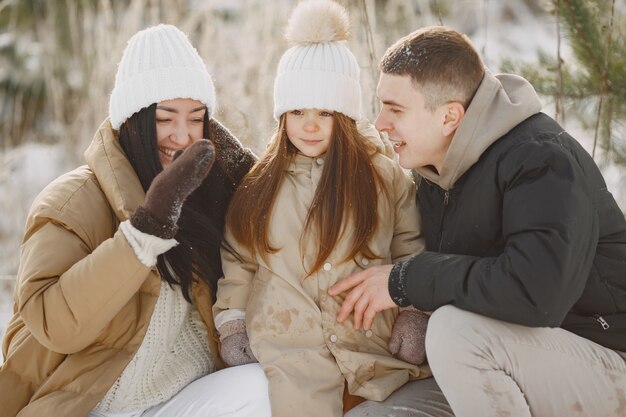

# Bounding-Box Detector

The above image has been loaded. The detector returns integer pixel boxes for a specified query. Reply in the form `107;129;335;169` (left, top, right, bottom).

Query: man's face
375;73;451;171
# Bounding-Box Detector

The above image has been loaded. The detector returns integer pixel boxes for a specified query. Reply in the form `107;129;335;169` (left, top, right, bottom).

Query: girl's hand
218;319;257;366
389;307;429;365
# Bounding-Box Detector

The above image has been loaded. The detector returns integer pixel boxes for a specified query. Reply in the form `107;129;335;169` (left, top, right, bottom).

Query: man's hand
328;264;396;330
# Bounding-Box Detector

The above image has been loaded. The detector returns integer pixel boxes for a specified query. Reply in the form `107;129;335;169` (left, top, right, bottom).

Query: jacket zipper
437;190;450;252
595;315;610;330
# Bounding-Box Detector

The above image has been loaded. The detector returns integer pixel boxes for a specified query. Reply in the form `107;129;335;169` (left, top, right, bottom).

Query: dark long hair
119;104;234;302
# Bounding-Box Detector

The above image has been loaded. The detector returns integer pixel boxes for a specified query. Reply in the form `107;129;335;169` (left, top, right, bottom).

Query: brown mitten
388;307;430;365
130;140;215;239
218;319;257;366
208;119;256;180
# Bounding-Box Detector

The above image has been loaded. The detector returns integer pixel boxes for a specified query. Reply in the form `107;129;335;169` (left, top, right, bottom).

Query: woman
0;24;270;417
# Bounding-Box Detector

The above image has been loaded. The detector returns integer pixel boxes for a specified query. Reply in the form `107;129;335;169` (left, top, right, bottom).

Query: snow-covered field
0;144;71;338
1;0;624;340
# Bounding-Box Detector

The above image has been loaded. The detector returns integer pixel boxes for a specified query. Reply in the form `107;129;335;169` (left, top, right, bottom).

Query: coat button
365;330;373;338
330;334;338;343
362;258;369;266
323;262;332;271
316;158;324;165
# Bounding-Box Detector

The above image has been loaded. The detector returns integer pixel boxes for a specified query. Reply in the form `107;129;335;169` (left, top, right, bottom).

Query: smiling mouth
158;146;179;158
389;139;406;150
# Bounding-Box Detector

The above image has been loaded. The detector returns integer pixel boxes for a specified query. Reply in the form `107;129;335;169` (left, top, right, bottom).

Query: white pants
88;363;270;417
426;305;626;417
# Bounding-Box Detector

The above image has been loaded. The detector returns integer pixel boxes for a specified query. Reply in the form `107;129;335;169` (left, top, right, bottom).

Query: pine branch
591;0;615;158
560;0;606;85
555;0;564;123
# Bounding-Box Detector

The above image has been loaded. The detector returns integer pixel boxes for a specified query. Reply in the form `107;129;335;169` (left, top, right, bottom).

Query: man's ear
441;102;465;137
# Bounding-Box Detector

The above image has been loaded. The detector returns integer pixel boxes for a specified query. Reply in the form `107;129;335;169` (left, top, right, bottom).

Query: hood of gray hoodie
414;71;542;190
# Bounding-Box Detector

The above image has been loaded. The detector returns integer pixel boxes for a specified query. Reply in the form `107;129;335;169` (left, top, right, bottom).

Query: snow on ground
0;143;72;338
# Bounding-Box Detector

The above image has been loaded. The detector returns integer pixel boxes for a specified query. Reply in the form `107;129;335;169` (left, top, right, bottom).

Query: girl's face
285;108;334;157
156;98;206;168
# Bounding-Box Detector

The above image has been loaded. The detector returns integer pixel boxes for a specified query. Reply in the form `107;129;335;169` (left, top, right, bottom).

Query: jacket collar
415;70;542;190
84;118;145;221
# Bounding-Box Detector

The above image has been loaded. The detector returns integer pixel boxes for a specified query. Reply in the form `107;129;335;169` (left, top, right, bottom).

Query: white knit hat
109;24;216;130
273;0;361;121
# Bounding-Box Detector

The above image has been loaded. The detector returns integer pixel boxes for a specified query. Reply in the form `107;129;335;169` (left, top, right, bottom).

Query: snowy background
1;0;624;340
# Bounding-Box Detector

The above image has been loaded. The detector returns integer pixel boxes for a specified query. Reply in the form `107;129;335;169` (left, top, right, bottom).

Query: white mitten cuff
120;220;178;267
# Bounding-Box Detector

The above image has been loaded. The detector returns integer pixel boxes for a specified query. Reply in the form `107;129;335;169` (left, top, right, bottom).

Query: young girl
214;1;429;416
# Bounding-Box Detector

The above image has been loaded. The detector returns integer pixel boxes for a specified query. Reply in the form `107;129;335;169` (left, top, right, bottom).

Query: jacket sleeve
213;226;258;321
17;199;153;354
393;140;597;327
389;163;425;262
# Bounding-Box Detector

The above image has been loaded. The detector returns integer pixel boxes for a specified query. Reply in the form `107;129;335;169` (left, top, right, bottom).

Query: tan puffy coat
215;139;429;417
0;119;241;417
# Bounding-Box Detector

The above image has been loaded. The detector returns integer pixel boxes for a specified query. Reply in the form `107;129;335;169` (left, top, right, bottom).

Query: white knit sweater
93;222;215;413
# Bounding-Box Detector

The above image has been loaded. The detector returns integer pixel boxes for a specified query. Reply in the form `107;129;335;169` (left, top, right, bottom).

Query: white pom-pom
285;0;350;45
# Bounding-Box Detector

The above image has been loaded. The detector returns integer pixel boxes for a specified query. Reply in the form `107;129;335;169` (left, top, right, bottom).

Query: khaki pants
427;305;626;417
345;377;453;417
348;305;626;417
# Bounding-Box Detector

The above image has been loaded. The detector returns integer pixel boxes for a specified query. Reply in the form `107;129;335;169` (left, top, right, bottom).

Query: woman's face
156;98;206;168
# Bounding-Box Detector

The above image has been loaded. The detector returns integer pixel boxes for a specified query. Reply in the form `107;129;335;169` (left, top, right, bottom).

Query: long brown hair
226;112;386;274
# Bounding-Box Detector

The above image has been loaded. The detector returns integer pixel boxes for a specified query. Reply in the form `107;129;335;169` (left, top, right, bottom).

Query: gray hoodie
414;70;542;190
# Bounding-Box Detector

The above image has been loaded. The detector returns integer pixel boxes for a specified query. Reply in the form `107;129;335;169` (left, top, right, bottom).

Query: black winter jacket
391;77;626;351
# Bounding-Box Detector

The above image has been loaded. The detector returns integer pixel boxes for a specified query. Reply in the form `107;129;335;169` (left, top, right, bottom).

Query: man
333;26;626;416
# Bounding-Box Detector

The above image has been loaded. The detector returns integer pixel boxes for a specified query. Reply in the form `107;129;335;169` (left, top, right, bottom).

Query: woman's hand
130;139;214;239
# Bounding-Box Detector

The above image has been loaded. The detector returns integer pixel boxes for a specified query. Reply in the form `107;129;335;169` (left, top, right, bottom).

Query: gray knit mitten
130;139;215;239
218;319;257;366
388;307;430;365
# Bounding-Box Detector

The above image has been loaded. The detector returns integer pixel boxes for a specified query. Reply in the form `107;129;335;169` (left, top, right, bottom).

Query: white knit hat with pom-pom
273;0;361;121
109;24;216;130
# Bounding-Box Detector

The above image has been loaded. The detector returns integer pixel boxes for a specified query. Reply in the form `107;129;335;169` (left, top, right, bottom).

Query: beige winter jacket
0;119;224;417
214;135;429;417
